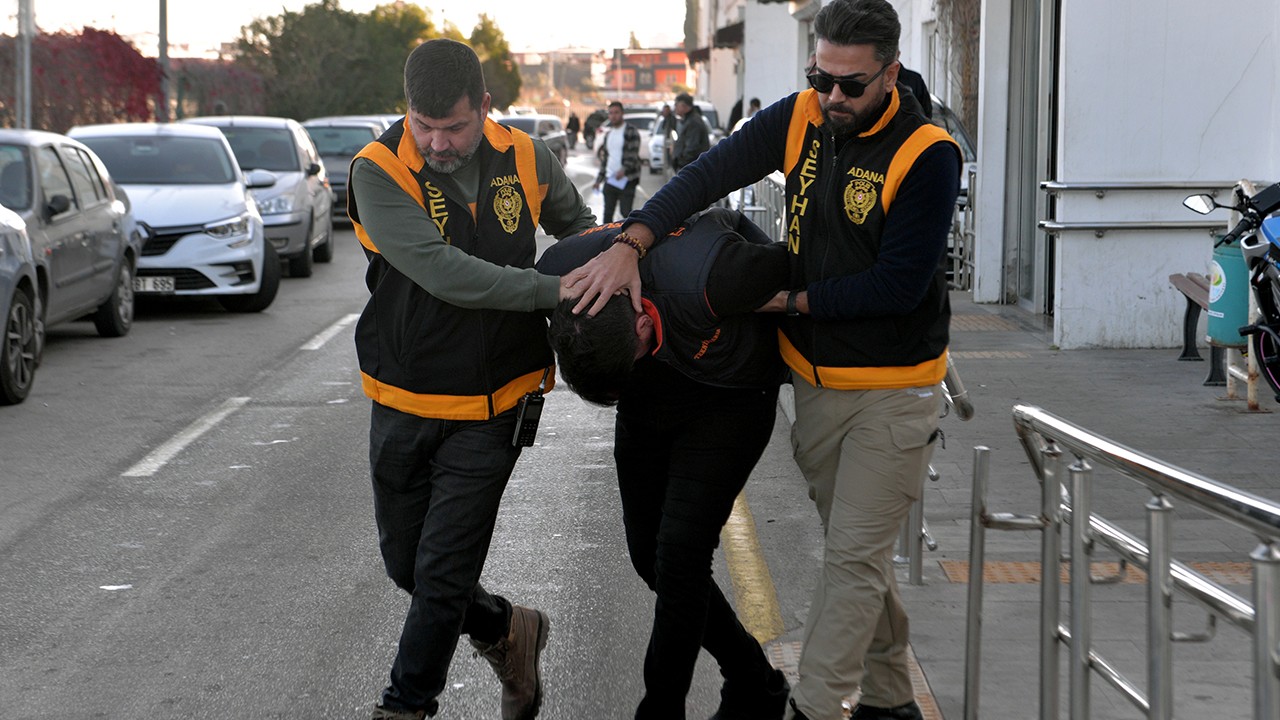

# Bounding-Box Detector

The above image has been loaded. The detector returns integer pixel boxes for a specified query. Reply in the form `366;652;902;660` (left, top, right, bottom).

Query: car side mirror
45;193;72;220
245;169;278;190
1182;194;1219;215
306;162;323;177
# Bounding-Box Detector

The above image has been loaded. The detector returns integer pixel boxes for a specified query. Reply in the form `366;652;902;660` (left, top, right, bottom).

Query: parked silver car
69;122;280;313
184;116;333;277
302;117;384;223
0;129;142;357
0;205;38;405
497;114;569;166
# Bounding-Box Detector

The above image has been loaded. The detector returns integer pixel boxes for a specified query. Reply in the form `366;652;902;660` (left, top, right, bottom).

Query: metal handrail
1012;405;1280;540
1041;180;1250;196
1038;220;1223;237
963;404;1280;720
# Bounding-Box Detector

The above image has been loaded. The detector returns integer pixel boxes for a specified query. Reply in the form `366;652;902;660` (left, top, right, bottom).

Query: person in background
559;1;962;718
347;37;595;720
566;111;581;149
536;208;792;720
670;93;710;171
748;97;762;116
896;66;933;119
592;100;642;223
727;97;745;133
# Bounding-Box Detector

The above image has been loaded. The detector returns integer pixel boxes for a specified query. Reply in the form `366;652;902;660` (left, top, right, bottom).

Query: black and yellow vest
348;118;553;420
779;87;959;390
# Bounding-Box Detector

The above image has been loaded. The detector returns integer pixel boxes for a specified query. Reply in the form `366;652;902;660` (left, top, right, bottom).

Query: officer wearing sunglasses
563;3;961;715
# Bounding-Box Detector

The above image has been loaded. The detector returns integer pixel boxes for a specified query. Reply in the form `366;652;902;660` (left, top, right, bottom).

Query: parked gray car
0;129;142;360
184;116;333;277
0;205;38;405
302;117;384;223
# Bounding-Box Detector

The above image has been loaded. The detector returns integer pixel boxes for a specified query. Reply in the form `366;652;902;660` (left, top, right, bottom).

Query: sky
12;0;687;55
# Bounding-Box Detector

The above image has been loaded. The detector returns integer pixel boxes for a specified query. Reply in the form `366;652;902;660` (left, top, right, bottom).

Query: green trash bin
1207;237;1249;348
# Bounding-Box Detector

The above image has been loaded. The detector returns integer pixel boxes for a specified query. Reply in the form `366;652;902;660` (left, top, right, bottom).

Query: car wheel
219;243;281;313
312;212;334;264
92;257;135;337
1;288;38;405
288;223;315;278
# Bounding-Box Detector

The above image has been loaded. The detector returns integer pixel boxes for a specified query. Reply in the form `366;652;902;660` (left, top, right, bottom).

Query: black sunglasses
805;63;891;98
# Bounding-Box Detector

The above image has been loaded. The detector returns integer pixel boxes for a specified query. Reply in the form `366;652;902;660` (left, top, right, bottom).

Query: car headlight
255;194;295;215
205;214;254;247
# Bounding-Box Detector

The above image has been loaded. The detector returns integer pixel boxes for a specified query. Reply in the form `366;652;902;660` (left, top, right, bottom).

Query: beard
820;86;888;137
420;131;484;174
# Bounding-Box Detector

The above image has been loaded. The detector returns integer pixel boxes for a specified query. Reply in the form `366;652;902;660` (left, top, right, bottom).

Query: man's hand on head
561;224;655;316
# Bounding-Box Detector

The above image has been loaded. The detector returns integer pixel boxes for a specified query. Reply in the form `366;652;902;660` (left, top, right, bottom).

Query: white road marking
301;313;359;350
121;397;251;477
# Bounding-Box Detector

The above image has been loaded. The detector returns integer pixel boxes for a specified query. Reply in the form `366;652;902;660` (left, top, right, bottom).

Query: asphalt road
0;145;813;719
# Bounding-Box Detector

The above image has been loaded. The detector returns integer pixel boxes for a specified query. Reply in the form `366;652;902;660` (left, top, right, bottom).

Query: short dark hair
674;93;694;107
403;38;486;118
813;0;901;64
548;295;638;407
608;100;624;111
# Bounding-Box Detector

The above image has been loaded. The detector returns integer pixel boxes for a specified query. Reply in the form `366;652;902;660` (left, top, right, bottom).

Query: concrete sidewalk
766;290;1277;719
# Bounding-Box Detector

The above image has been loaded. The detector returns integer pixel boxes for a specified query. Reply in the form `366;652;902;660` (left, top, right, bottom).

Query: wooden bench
1169;272;1226;385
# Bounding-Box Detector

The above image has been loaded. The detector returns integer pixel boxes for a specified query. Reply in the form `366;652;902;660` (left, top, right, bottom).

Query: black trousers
614;359;781;719
369;402;520;714
602;178;638;223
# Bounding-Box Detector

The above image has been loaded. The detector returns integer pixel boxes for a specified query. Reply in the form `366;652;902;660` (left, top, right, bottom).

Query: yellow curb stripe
721;493;786;643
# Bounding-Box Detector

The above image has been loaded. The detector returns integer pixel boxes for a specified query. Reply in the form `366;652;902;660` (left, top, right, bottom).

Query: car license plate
134;276;175;293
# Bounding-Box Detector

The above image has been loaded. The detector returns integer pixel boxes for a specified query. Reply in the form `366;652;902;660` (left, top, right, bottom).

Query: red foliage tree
0;27;161;133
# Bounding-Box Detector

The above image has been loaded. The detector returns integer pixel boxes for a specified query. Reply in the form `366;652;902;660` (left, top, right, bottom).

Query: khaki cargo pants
785;378;941;720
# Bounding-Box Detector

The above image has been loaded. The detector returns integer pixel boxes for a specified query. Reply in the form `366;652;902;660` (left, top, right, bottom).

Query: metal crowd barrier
964;404;1280;720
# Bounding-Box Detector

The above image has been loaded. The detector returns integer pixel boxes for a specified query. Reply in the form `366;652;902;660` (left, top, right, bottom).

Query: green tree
468;15;521;112
234;0;433;120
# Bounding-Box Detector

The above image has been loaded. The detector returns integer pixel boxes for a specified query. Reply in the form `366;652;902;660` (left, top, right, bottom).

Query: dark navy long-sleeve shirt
626;92;960;322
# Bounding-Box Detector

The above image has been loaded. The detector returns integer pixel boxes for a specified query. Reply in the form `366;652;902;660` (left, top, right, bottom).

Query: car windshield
216;127;299;173
76;136;237;185
0;145;32;210
305;126;379;156
624;116;650;132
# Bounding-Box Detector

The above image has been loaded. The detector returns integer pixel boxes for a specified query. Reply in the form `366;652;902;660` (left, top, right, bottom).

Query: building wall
1059;0;1277;347
742;1;806;109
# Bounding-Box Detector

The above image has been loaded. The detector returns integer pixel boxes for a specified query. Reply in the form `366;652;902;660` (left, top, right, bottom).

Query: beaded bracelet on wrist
612;232;647;259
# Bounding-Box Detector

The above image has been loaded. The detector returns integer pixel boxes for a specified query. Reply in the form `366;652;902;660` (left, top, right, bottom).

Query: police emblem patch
494;185;523;234
844;178;877;225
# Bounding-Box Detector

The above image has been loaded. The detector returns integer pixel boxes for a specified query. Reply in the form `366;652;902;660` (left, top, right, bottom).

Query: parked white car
0;205;37;404
68;123;280;313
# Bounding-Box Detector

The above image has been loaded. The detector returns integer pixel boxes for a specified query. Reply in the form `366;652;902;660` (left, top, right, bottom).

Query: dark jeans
369;402;521;714
614;359;781;720
602;178;637;223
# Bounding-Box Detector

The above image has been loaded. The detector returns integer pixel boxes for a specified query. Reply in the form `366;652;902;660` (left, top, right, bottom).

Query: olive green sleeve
350;157;563;311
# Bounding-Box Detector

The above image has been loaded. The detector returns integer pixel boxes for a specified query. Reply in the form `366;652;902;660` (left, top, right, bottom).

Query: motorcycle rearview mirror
1182;193;1220;215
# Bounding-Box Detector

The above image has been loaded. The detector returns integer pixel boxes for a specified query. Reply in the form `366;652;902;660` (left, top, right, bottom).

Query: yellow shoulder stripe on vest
352;142;428;253
881;124;959;211
784;89;824;177
486;118;544;227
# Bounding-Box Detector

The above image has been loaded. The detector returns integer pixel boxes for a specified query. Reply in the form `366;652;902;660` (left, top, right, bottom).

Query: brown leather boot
470;605;550;720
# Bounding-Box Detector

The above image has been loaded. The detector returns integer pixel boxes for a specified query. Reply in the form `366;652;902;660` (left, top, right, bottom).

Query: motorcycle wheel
1251;278;1280;401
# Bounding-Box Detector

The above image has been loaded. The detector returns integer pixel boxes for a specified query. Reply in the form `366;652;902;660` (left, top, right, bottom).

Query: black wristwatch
786;290;800;316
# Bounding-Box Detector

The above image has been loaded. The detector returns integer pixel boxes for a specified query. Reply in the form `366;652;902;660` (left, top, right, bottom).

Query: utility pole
158;0;170;121
16;0;33;128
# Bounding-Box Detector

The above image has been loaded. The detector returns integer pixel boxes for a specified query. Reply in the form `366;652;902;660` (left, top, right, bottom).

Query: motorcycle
1183;180;1280;401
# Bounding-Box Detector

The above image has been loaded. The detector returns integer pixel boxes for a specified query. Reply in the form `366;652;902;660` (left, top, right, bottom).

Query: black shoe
849;701;924;720
708;667;790;719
